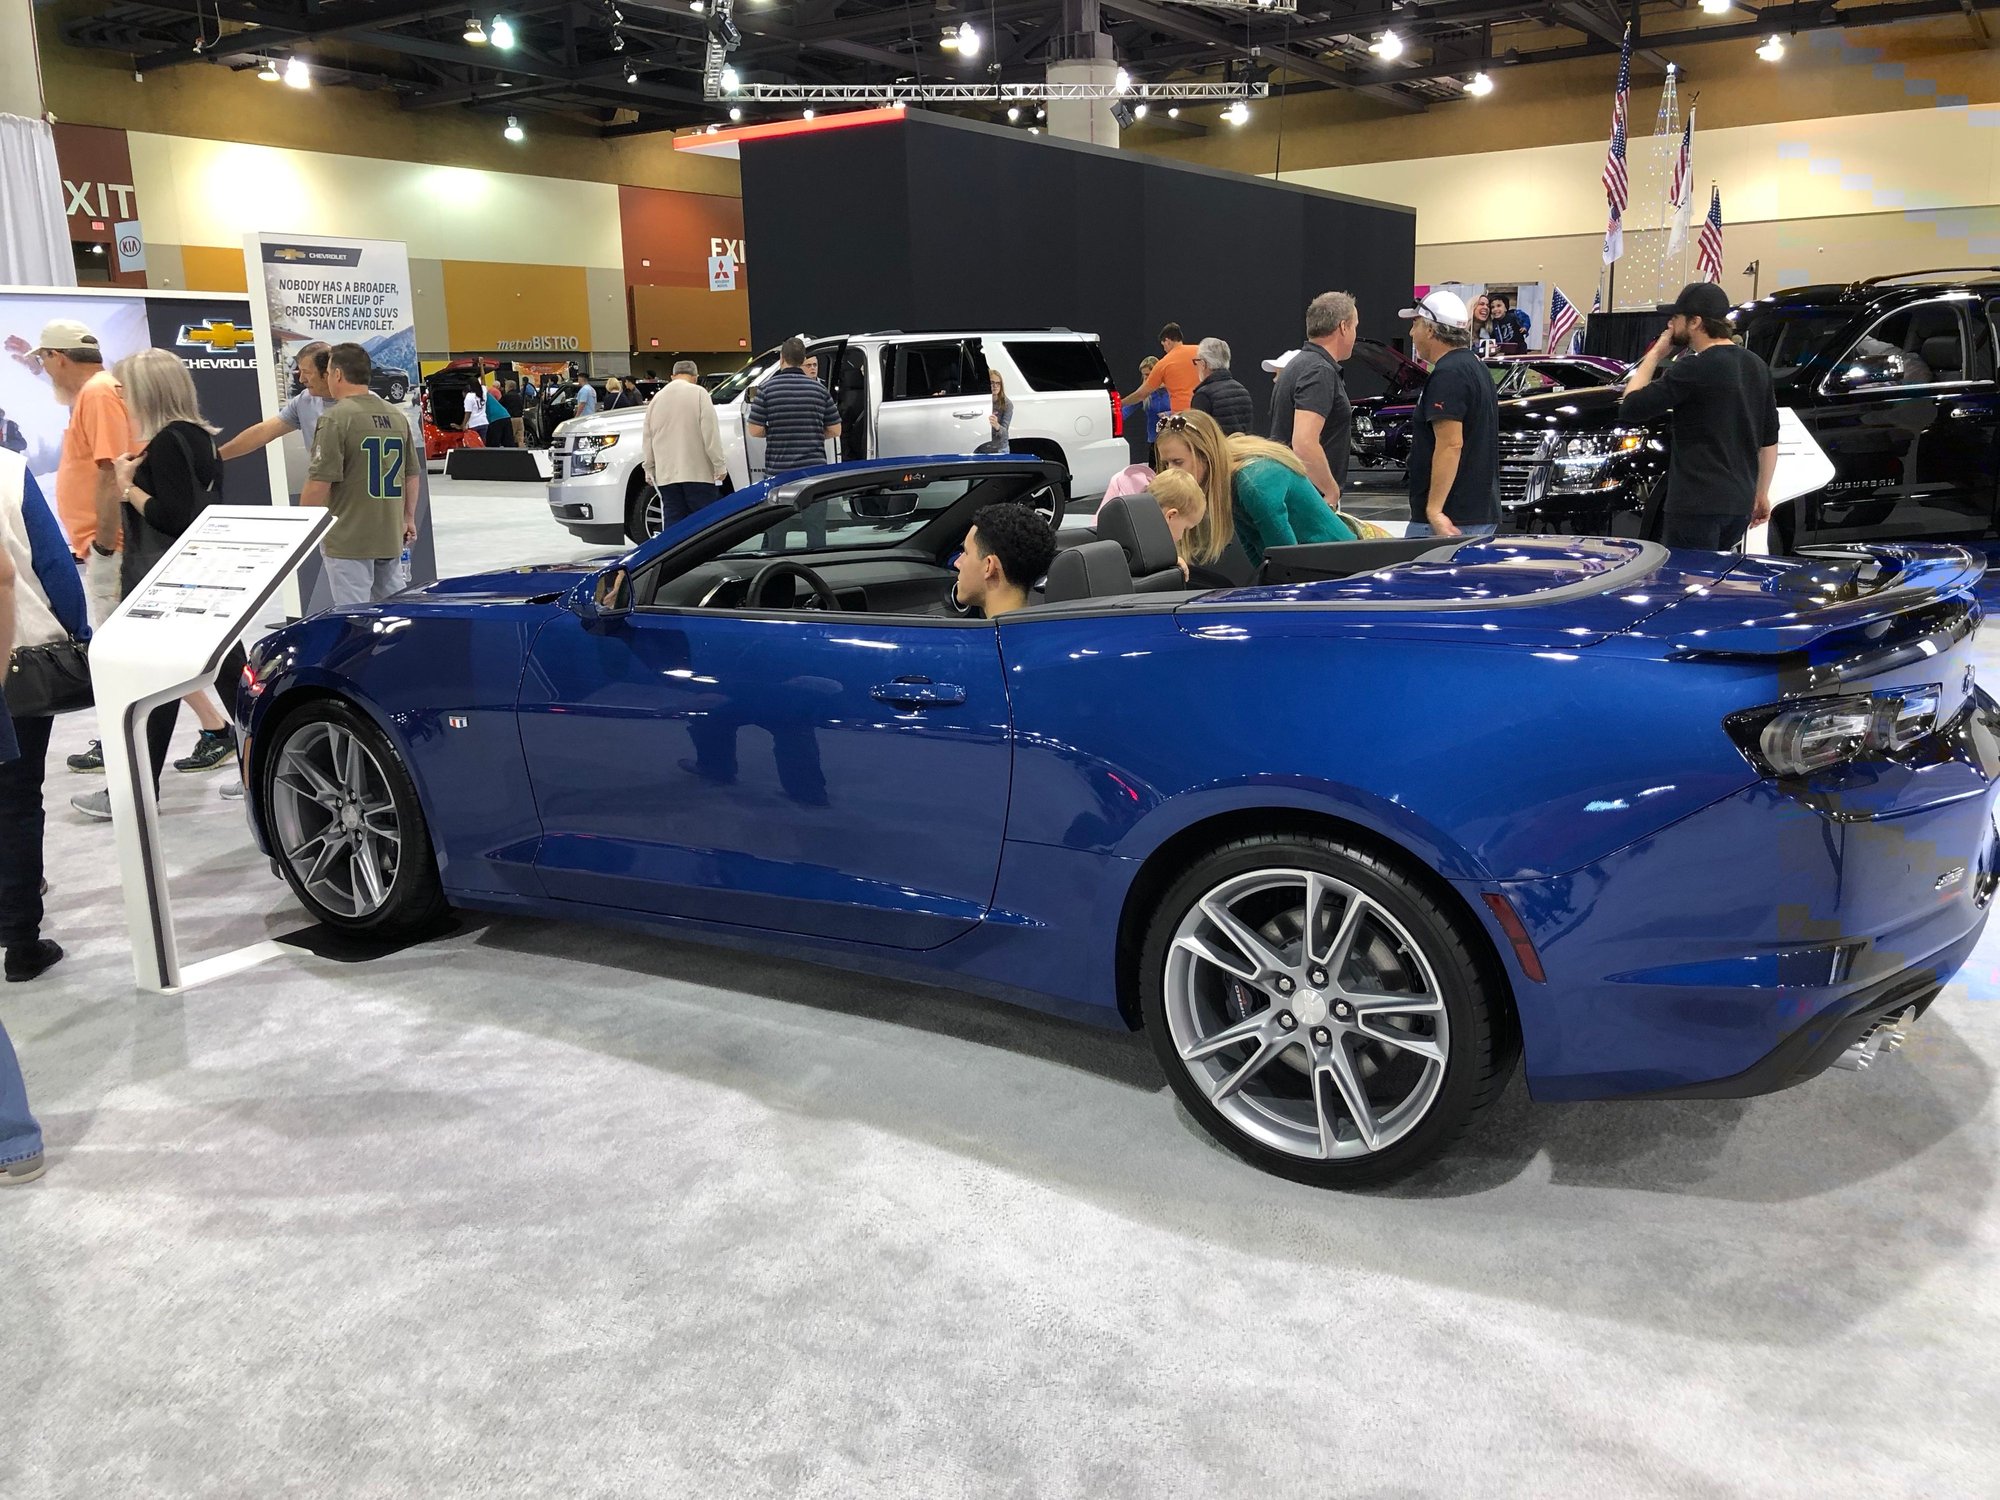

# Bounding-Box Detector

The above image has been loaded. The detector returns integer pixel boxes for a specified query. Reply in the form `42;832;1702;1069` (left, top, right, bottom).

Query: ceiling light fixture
1699;0;1730;10
1223;99;1249;125
257;57;280;82
1114;68;1131;94
1132;102;1147;119
1036;106;1045;119
490;16;516;48
1006;105;1019;121
503;114;524;140
463;16;487;44
1167;106;1179;118
1028;126;1040;134
803;108;814;119
1465;71;1494;95
623;60;639;84
284;56;311;88
729;105;743;120
1756;33;1785;60
720;66;740;92
958;22;980;56
690;0;704;10
1369;29;1403;60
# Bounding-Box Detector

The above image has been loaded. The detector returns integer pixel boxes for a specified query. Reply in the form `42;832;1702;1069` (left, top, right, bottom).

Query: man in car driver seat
955;503;1058;620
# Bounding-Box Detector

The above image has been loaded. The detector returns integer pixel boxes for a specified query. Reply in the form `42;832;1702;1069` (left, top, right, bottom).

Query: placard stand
89;505;334;993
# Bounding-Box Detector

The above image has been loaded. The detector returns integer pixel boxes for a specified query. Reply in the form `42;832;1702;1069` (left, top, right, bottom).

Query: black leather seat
1095;494;1186;592
1920;334;1964;380
1042;539;1134;604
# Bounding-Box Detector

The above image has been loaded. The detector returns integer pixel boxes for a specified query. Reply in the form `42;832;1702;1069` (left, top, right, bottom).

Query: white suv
547;329;1130;543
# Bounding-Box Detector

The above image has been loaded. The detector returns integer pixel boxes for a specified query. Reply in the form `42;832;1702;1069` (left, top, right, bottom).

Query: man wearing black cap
1620;281;1780;551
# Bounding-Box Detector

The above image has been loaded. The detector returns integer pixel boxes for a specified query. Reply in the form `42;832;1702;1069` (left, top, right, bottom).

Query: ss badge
446;715;469;729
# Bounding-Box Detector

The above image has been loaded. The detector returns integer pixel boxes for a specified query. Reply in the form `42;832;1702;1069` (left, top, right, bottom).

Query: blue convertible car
238;455;2000;1186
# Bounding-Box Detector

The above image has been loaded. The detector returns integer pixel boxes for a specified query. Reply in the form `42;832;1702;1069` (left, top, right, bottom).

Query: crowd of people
0;320;418;1007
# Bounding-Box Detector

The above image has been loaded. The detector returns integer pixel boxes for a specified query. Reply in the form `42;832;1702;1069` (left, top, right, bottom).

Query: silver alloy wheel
269;721;402;919
1163;868;1449;1161
642;486;664;539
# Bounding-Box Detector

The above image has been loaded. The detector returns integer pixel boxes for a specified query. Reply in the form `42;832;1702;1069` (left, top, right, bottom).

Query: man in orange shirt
1123;322;1202;413
31;320;129;626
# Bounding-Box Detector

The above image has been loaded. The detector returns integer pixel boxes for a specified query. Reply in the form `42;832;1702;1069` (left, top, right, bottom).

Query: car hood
1496;383;1631;431
399;556;617;606
1348;339;1429;396
555;408;646;441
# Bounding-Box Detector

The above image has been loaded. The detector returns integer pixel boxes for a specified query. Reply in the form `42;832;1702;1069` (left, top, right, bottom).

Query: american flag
1600;25;1632;264
1546;287;1580;354
1667;108;1695;250
1696;185;1725;283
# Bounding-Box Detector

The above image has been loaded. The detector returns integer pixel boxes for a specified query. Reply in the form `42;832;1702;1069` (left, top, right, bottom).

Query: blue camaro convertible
238;456;2000;1186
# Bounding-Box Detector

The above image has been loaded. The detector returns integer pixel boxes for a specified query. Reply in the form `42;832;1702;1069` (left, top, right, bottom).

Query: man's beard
1669;326;1693;349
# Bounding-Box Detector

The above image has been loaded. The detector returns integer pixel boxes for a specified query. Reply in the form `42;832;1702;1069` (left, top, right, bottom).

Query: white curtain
0;112;73;287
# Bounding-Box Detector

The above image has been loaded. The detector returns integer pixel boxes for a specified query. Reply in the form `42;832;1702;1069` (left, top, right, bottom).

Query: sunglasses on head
1157;412;1197;433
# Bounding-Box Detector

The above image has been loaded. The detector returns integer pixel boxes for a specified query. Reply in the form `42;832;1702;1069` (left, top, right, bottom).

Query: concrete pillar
0;0;45;118
1045;59;1121;149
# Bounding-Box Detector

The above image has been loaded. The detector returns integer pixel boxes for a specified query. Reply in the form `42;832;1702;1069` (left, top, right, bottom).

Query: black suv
1495;270;2000;548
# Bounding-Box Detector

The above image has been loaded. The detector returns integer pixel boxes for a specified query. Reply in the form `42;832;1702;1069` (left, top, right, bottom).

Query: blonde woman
1222;431;1357;566
1150;408;1234;567
70;348;236;821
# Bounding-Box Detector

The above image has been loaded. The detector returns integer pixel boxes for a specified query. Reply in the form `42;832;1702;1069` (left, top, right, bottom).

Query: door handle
953;409;985;420
1947;406;1982;420
871;676;967;708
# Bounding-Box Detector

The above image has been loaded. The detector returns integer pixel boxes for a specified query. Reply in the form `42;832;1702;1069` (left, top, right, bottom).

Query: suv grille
550;435;570;482
1498;430;1553;511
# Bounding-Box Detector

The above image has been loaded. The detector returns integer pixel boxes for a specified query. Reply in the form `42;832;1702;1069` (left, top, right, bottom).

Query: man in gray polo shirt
219;340;333;464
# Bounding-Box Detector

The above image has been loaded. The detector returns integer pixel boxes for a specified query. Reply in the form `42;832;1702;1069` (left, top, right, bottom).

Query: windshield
1738;306;1866;381
708;350;779;405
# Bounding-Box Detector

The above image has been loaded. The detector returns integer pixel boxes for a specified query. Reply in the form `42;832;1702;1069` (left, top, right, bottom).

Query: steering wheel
746;559;840;611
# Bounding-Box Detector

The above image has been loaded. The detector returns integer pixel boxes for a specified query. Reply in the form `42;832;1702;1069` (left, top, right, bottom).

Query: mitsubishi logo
176;319;254;353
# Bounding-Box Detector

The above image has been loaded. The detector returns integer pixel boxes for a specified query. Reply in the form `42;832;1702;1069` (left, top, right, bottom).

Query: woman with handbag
70;348;241;822
0;449;90;982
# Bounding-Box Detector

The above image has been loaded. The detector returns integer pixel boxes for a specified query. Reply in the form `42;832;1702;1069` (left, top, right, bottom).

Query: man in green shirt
303;342;417;607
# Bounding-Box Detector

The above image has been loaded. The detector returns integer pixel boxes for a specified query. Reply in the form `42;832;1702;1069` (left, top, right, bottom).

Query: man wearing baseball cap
1399;290;1500;538
31;319;130;624
1619;281;1779;551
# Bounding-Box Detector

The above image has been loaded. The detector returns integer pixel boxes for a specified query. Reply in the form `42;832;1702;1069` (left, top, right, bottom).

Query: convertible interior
626;460;1457;619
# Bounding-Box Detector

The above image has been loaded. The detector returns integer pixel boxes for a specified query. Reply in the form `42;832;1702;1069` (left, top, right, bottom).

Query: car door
1795;299;1995;546
873;339;991;459
516;476;1014;950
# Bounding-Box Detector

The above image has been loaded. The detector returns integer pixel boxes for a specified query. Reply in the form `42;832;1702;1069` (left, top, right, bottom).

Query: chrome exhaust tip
1833;1007;1917;1072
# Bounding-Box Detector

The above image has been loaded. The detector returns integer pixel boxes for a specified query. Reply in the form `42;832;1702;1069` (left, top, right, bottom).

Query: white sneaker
221;780;245;800
71;789;112;821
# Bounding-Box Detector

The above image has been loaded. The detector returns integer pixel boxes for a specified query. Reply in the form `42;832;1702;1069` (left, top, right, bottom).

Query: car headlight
572;434;619;452
1728;686;1942;777
1550;427;1647;490
566;433;619;474
1354;414;1376;434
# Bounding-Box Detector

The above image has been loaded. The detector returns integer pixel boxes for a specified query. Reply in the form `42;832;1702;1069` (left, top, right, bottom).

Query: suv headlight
567;433;619;474
1550;427;1647;491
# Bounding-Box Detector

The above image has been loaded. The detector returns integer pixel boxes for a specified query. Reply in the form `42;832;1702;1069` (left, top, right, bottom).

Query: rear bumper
1487;709;2000;1100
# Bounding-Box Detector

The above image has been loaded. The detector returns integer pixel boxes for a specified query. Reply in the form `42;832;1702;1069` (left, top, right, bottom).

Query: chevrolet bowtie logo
176;320;253;353
272;247;306;261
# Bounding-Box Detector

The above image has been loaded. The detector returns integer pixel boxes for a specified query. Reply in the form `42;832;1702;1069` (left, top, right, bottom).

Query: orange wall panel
440;260;591;351
620;185;745;291
179;244;248;292
630;284;751;356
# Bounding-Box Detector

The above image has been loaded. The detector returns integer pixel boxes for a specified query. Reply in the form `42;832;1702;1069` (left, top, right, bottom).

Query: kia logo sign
117;231;141;260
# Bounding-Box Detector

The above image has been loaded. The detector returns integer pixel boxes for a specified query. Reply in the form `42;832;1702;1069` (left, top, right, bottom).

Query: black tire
260;697;449;940
1009;441;1073;511
387;379;409;404
625;473;658;543
1139;832;1510;1188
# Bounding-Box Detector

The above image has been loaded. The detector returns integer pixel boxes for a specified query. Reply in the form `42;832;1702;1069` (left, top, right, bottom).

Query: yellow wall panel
631;285;752;356
177;244;248;293
441;261;593;352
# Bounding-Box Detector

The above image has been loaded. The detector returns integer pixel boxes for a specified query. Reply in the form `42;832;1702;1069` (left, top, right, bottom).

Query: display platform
445;447;550;482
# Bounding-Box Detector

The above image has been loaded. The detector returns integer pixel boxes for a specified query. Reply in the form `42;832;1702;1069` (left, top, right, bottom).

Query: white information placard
90;504;334;994
1745;408;1837;554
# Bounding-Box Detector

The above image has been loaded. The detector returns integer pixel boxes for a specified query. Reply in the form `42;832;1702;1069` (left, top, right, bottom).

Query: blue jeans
0;1017;41;1167
656;481;720;533
1405;522;1498;539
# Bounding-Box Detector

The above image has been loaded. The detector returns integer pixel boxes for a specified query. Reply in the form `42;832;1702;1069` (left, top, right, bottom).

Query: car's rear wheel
1140;834;1506;1187
386;379;408;403
263;699;448;939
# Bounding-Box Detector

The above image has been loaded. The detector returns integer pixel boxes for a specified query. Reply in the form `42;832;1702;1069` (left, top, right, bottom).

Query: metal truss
1153;0;1299;9
708;80;1273;102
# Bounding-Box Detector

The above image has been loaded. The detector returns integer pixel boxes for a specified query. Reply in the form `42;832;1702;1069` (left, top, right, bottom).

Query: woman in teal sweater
1224;434;1356;567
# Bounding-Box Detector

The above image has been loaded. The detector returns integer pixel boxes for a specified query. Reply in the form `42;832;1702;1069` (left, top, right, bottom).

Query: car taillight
1727;686;1942;777
1109;387;1124;439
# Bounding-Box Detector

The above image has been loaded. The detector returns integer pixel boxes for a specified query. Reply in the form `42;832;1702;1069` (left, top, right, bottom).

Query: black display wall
738;111;1417;425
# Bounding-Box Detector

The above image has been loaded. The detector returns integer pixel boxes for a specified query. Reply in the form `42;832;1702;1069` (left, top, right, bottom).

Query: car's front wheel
386;379;409;403
262;699;449;939
1140;834;1508;1187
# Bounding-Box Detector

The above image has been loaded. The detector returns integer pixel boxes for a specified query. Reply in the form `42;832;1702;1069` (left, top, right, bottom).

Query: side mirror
849;490;921;521
583;566;633;621
1830;351;1904;393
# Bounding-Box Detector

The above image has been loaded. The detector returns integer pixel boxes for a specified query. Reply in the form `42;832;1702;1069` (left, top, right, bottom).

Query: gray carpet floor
4;482;1999;1498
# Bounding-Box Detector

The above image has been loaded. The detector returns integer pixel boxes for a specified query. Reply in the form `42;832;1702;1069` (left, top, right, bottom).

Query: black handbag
5;636;92;718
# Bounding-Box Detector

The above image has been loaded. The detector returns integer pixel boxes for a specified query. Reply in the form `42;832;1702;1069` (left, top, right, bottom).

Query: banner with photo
243;232;434;610
0;289;273;521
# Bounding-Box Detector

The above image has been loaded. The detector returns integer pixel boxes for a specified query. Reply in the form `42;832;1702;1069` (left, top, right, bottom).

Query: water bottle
399;544;411;585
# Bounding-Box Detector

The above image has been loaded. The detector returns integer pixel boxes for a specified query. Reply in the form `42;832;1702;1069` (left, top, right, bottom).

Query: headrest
1095;494;1182;576
1042;539;1135;604
1920;335;1962;374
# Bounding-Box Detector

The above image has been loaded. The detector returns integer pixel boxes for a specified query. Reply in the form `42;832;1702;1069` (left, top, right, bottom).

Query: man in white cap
1398;290;1500;539
30;319;130;622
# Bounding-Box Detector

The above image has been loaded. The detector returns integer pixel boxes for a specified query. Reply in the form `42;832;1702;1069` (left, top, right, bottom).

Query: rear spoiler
1668;545;1985;658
